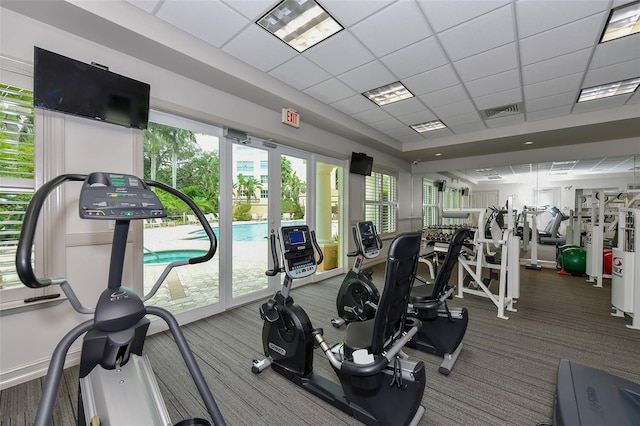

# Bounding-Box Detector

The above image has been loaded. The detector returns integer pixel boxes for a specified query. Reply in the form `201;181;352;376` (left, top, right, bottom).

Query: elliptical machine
331;221;382;327
252;225;426;426
16;172;225;426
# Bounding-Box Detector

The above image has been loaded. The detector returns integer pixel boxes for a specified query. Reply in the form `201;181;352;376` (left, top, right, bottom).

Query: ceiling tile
429;99;477;118
221;0;274;20
519;13;607;65
384;126;421;139
465;69;521;98
349;1;432;57
417;0;510;33
222;25;297;71
381;98;427;117
304;78;358;104
322;0;394;27
582;58;640;87
522;48;591;85
591;35;640;68
436;4;515;61
368;117;406;132
403;65;461;96
304;31;375;75
453;43;519;81
396;110;439;126
379;37;447;79
441;111;483;126
156;0;248;47
526;91;576;112
268;56;331;90
330;94;376;115
419;128;454;139
524;73;583;101
484;113;525;128
337;60;397;93
419;84;470;108
351;107;393;124
448;121;487;134
526;104;573;122
516;0;609;38
126;0;161;14
473;87;522;110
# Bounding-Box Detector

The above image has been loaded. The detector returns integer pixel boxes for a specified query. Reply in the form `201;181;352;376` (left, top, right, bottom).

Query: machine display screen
288;230;306;245
360;223;373;236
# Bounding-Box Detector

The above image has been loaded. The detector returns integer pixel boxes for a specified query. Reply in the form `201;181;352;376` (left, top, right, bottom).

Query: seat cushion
410;283;434;303
344;319;375;359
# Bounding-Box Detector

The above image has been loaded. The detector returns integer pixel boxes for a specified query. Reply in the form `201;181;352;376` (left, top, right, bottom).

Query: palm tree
236;174;263;203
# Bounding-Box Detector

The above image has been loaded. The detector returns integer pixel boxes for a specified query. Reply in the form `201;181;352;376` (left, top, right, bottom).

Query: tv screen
350;152;373;176
34;47;150;129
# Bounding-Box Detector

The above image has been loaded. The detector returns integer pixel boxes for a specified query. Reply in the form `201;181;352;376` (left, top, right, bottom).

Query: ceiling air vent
481;102;523;120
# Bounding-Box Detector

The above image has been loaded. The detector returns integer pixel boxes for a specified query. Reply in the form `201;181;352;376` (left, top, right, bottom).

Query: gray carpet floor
2;263;639;425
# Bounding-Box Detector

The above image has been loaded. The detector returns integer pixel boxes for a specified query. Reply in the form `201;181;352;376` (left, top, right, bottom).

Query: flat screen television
34;47;150;129
349;152;373;176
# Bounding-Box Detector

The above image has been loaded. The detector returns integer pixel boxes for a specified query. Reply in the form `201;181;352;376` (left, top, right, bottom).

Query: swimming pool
188;220;305;242
144;249;209;264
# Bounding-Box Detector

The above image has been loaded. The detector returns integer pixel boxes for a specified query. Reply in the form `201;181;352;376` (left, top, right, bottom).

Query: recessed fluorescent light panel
578;77;640;102
257;0;343;52
363;82;414;106
411;120;447;133
601;1;640;42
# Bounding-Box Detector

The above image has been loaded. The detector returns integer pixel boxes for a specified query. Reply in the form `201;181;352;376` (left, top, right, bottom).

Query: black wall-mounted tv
34;47;150;129
349;152;373;176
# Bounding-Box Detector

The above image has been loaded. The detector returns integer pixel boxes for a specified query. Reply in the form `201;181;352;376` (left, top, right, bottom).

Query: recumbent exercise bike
331;221;382;328
251;225;426;425
16;172;225;426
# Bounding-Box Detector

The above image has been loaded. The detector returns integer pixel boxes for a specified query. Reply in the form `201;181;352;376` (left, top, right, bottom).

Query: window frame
364;168;398;236
422;178;439;227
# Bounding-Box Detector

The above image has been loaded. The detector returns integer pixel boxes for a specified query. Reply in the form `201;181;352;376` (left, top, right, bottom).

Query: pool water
188;220;305;242
144;249;209;264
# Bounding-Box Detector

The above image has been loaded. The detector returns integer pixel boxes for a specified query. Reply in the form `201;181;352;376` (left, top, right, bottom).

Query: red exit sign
282;108;300;128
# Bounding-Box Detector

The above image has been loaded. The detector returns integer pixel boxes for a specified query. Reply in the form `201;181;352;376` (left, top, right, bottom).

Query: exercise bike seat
410;228;472;308
344;231;422;359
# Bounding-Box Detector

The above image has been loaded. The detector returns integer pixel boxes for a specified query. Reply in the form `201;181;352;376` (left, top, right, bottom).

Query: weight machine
456;197;520;320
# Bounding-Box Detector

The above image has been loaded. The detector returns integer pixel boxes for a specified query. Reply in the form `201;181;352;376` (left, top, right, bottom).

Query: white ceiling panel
303;31;375;76
417;0;510;33
349;1;432;57
222;25;297;72
16;0;639;182
337;60;397;93
453;43;519;81
523;73;583;101
268;56;331;90
519;13;607;65
521;48;592;85
437;4;515;61
379;37;448;79
403;65;461;96
465;69;521;99
330;94;376;115
156;0;248;48
304;78;358;104
516;0;609;38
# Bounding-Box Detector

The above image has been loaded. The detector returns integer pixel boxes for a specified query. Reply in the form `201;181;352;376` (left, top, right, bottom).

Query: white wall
0;7;413;388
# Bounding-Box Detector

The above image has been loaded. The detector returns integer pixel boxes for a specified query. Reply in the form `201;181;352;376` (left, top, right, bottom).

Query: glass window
260;189;269;198
422;179;438;227
260;175;268;185
237;160;254;172
260;160;268;170
365;170;397;235
0;83;35;295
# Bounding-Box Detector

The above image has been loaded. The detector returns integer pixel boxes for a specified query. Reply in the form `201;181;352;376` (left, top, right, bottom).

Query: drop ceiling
2;0;639;179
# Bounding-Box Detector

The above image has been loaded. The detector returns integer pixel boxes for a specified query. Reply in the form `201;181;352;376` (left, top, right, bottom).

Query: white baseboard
0;348;81;391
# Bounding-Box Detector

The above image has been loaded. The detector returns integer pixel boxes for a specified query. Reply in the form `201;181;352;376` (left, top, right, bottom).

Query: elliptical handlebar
310;230;324;266
16;174;86;289
265;232;281;276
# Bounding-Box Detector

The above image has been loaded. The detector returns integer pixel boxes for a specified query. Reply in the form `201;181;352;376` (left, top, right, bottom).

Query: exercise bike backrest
16;172;217;316
266;225;323;280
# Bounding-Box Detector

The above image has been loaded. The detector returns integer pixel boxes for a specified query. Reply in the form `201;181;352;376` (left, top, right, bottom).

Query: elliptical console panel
356;221;380;259
79;172;167;220
278;225;316;279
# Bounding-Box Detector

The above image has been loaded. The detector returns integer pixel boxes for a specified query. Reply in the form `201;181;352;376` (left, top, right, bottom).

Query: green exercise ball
556;245;581;268
561;247;587;275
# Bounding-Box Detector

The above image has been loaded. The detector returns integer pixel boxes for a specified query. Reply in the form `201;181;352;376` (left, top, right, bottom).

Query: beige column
316;163;337;270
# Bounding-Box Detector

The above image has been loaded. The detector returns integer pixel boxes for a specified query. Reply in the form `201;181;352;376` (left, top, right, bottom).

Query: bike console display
79;172;167;220
356;221;381;259
278;226;316;279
